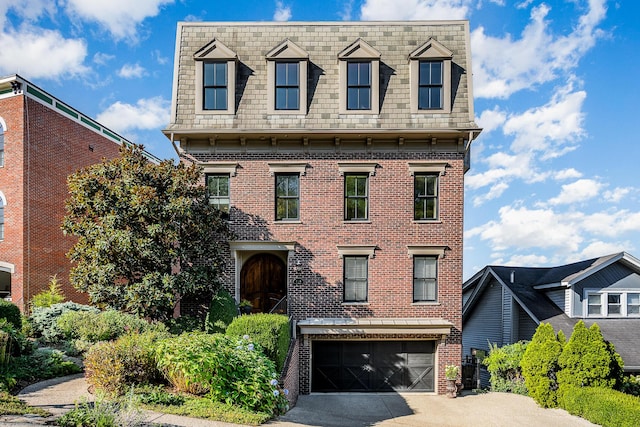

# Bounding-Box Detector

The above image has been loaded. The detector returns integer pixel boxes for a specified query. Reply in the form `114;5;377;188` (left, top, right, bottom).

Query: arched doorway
240;253;287;313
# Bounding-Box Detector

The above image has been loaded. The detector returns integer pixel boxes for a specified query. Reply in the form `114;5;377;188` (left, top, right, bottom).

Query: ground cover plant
0;390;50;417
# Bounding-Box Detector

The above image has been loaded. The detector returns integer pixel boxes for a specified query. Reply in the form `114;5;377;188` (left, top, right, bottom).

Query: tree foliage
62;145;229;321
557;321;623;391
521;323;565;407
483;341;528;394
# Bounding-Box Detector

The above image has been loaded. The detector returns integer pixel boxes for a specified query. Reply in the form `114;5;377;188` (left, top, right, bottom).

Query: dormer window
585;290;640;317
409;38;452;114
266;39;308;115
338;39;380;115
194;39;237;115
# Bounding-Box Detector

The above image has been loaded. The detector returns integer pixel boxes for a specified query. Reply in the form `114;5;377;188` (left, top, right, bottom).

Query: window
409;38;452;114
344;174;368;221
206;174;230;214
628;293;640;315
194;38;236;115
275;173;299;221
266;39;308;115
203;62;227;110
347;62;371;110
338;39;380;114
414;173;438;220
585;290;640;317
418;61;443;110
414;256;437;302
344;256;368;302
275;63;299;110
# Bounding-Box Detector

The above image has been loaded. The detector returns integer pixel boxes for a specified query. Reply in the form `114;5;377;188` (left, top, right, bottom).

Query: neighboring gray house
463;252;640;385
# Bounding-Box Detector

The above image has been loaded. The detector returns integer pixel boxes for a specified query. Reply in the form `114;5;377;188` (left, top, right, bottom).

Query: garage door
312;341;435;392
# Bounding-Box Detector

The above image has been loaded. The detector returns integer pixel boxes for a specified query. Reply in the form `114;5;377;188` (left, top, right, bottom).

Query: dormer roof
338;38;381;60
193;38;237;61
266;39;309;60
409;38;452;60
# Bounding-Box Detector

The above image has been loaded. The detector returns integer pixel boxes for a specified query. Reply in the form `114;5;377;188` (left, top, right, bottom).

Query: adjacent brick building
0;75;159;313
164;21;481;395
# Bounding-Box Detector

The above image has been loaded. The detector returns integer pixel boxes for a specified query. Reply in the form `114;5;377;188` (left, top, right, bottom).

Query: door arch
240;253;287;313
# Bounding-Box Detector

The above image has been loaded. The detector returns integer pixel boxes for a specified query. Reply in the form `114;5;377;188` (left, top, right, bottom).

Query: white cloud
503;253;550;267
96;96;170;133
578;241;631;260
604;187;631;203
476;107;506;134
93;52;115;66
547;179;602;206
472;0;607;99
554;168;582;181
472;182;508;207
360;0;470;20
274;1;292;21
0;27;89;79
339;0;354;20
117;63;146;79
152;49;168;65
0;0;55;29
62;0;174;41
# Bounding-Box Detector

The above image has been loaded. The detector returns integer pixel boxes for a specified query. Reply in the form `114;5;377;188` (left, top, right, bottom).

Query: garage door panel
312;341;435;392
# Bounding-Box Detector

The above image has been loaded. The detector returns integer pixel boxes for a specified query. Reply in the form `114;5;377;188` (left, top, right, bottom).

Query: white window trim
337;245;376;258
268;162;307;176
266;39;309;115
338;162;377;176
584;289;640;318
408;162;448;176
407;246;447;257
194;39;237;115
338;39;381;115
409;38;452;114
201;162;238;176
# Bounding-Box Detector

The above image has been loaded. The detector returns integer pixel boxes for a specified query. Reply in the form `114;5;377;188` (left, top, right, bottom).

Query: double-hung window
344;174;368;221
275;173;299;221
414;173;438;220
628;293;640;315
409;38;452;114
206;174;230;214
418;61;443;110
347;62;371;110
344;256;368;303
414;256;437;302
585;290;640;317
275;62;300;110
203;62;228;110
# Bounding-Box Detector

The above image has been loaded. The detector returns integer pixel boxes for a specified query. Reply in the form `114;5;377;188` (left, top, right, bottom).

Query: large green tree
62;145;229;321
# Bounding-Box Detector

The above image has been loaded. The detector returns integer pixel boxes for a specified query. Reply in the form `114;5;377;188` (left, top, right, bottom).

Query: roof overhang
297;318;453;336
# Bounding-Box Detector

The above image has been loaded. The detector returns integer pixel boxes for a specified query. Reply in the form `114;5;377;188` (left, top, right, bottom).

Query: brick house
0;75;159;313
164;21;481;395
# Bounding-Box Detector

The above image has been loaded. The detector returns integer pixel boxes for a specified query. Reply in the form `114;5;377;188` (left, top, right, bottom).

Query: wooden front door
240;253;287;313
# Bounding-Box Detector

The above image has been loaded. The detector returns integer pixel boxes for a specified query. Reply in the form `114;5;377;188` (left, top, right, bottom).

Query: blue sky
1;0;637;279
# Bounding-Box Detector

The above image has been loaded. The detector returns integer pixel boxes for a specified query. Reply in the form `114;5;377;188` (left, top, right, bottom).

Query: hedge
204;289;237;333
560;385;640;427
0;301;21;330
226;313;290;372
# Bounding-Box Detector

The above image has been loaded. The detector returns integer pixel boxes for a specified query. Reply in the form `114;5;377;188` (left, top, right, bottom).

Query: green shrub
521;323;564;407
164;315;203;334
205;289;238;333
557;321;623;393
226;313;290;371
30;275;65;309
622;375;640;397
29;302;99;343
57;391;145;427
559;385;640;427
57;309;157;343
483;341;528;394
0;318;32;357
155;332;288;415
84;329;169;396
8;348;81;384
0;300;21;330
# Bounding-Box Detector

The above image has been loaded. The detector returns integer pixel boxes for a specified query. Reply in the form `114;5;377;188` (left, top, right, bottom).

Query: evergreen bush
30;275;65;309
0;301;21;330
29;302;99;343
57;309;159;343
521;323;564;407
483;341;528;394
226;313;290;371
557;321;623;394
204;289;237;333
559;385;640;427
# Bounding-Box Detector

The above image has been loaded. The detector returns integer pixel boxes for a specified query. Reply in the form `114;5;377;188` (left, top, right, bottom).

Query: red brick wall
0;94;123;312
187;149;464;393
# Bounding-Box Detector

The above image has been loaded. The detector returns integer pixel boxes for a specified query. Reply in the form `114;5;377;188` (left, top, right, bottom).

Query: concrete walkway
1;374;599;427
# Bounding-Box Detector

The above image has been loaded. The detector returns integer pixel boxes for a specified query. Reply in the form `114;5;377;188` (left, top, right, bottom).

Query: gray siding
516;304;538;340
463;279;503;357
546;288;566;311
572;263;640;316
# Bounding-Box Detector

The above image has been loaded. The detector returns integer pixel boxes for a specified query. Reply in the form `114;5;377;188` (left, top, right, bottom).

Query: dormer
194;39;237;115
266;39;309;115
409;38;453;114
338;39;381;115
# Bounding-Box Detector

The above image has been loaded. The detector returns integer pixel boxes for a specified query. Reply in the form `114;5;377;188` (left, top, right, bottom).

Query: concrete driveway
269;392;599;427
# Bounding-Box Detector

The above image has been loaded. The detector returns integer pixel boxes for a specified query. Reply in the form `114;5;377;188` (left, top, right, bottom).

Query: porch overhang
297;318;453;337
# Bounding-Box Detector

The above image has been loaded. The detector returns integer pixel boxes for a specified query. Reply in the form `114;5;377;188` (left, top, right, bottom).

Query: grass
141;395;272;426
0;390;51;417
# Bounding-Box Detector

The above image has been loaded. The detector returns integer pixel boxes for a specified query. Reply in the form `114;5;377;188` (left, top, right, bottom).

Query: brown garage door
312;341;435;392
